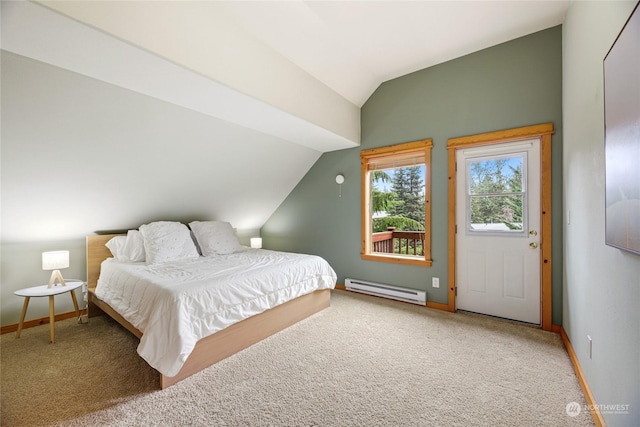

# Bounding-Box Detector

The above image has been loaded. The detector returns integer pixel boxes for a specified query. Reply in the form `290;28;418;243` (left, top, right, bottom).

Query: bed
86;221;336;389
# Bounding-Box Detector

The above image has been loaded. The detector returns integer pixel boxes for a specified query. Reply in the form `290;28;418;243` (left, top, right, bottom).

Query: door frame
446;123;554;331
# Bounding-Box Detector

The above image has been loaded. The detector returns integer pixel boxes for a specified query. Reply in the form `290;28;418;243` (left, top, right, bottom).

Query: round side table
14;280;84;344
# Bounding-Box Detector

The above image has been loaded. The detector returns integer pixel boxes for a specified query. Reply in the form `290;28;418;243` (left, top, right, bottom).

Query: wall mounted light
336;174;345;197
42;250;69;288
250;237;263;249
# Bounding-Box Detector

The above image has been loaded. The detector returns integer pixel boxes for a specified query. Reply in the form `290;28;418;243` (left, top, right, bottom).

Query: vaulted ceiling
1;1;571;238
4;1;571;152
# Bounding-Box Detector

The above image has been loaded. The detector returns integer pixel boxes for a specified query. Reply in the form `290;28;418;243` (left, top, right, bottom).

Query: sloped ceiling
5;0;570;152
2;1;360;153
1;0;570;238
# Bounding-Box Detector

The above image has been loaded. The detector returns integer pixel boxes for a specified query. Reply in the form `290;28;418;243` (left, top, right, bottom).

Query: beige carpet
1;290;593;426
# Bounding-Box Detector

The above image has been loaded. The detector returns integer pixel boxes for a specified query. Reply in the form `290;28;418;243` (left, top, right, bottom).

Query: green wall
562;2;639;424
262;26;563;324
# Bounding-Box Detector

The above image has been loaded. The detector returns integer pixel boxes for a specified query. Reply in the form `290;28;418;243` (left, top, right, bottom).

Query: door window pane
467;154;526;233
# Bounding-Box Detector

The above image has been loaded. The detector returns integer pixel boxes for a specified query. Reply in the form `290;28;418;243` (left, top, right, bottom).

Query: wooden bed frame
86;234;331;389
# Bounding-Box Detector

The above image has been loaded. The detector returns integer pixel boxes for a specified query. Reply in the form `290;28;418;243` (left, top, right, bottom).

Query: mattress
96;248;337;376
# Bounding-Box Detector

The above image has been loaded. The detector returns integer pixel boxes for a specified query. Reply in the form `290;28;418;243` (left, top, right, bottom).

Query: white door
456;139;541;324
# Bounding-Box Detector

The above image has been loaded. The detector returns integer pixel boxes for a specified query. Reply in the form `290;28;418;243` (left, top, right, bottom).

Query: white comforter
96;248;337;377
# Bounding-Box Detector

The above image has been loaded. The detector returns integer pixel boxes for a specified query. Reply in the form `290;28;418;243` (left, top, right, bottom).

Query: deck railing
372;227;425;256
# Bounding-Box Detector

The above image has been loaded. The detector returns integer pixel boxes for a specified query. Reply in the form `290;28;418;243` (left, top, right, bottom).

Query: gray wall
263;26;564;324
0;50;321;325
563;1;639;425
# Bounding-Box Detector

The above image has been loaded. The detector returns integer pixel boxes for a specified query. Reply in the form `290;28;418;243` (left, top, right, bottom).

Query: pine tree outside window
466;153;526;233
360;139;433;267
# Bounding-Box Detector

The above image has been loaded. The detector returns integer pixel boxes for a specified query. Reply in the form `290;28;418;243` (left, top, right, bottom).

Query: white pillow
105;230;146;262
139;221;199;264
105;236;126;259
189;221;242;256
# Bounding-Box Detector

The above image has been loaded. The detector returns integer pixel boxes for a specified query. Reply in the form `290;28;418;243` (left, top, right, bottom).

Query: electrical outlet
432;277;440;288
587;335;592;359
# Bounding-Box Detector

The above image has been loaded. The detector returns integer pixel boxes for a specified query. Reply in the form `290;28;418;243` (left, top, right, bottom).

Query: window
466;153;527;234
360;139;432;266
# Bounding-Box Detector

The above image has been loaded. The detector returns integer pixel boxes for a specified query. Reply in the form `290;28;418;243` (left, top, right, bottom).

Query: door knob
529;230;538;237
529;242;538;249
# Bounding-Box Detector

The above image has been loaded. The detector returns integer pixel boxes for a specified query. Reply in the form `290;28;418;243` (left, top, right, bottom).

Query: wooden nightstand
14;280;84;343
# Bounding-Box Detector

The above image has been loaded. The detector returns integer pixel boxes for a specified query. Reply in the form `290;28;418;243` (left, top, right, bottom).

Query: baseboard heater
345;278;426;306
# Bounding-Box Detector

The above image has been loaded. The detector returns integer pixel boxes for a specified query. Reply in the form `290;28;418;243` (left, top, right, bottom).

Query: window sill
361;253;433;267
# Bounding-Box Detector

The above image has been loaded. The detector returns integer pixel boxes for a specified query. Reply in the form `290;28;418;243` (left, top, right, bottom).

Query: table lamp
42;250;69;288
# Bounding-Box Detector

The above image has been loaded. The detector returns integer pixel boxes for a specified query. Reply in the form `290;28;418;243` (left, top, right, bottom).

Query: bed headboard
86;234;123;289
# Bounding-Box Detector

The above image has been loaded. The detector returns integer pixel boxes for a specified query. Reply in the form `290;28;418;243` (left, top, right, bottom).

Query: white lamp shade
42;251;69;270
250;238;263;249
